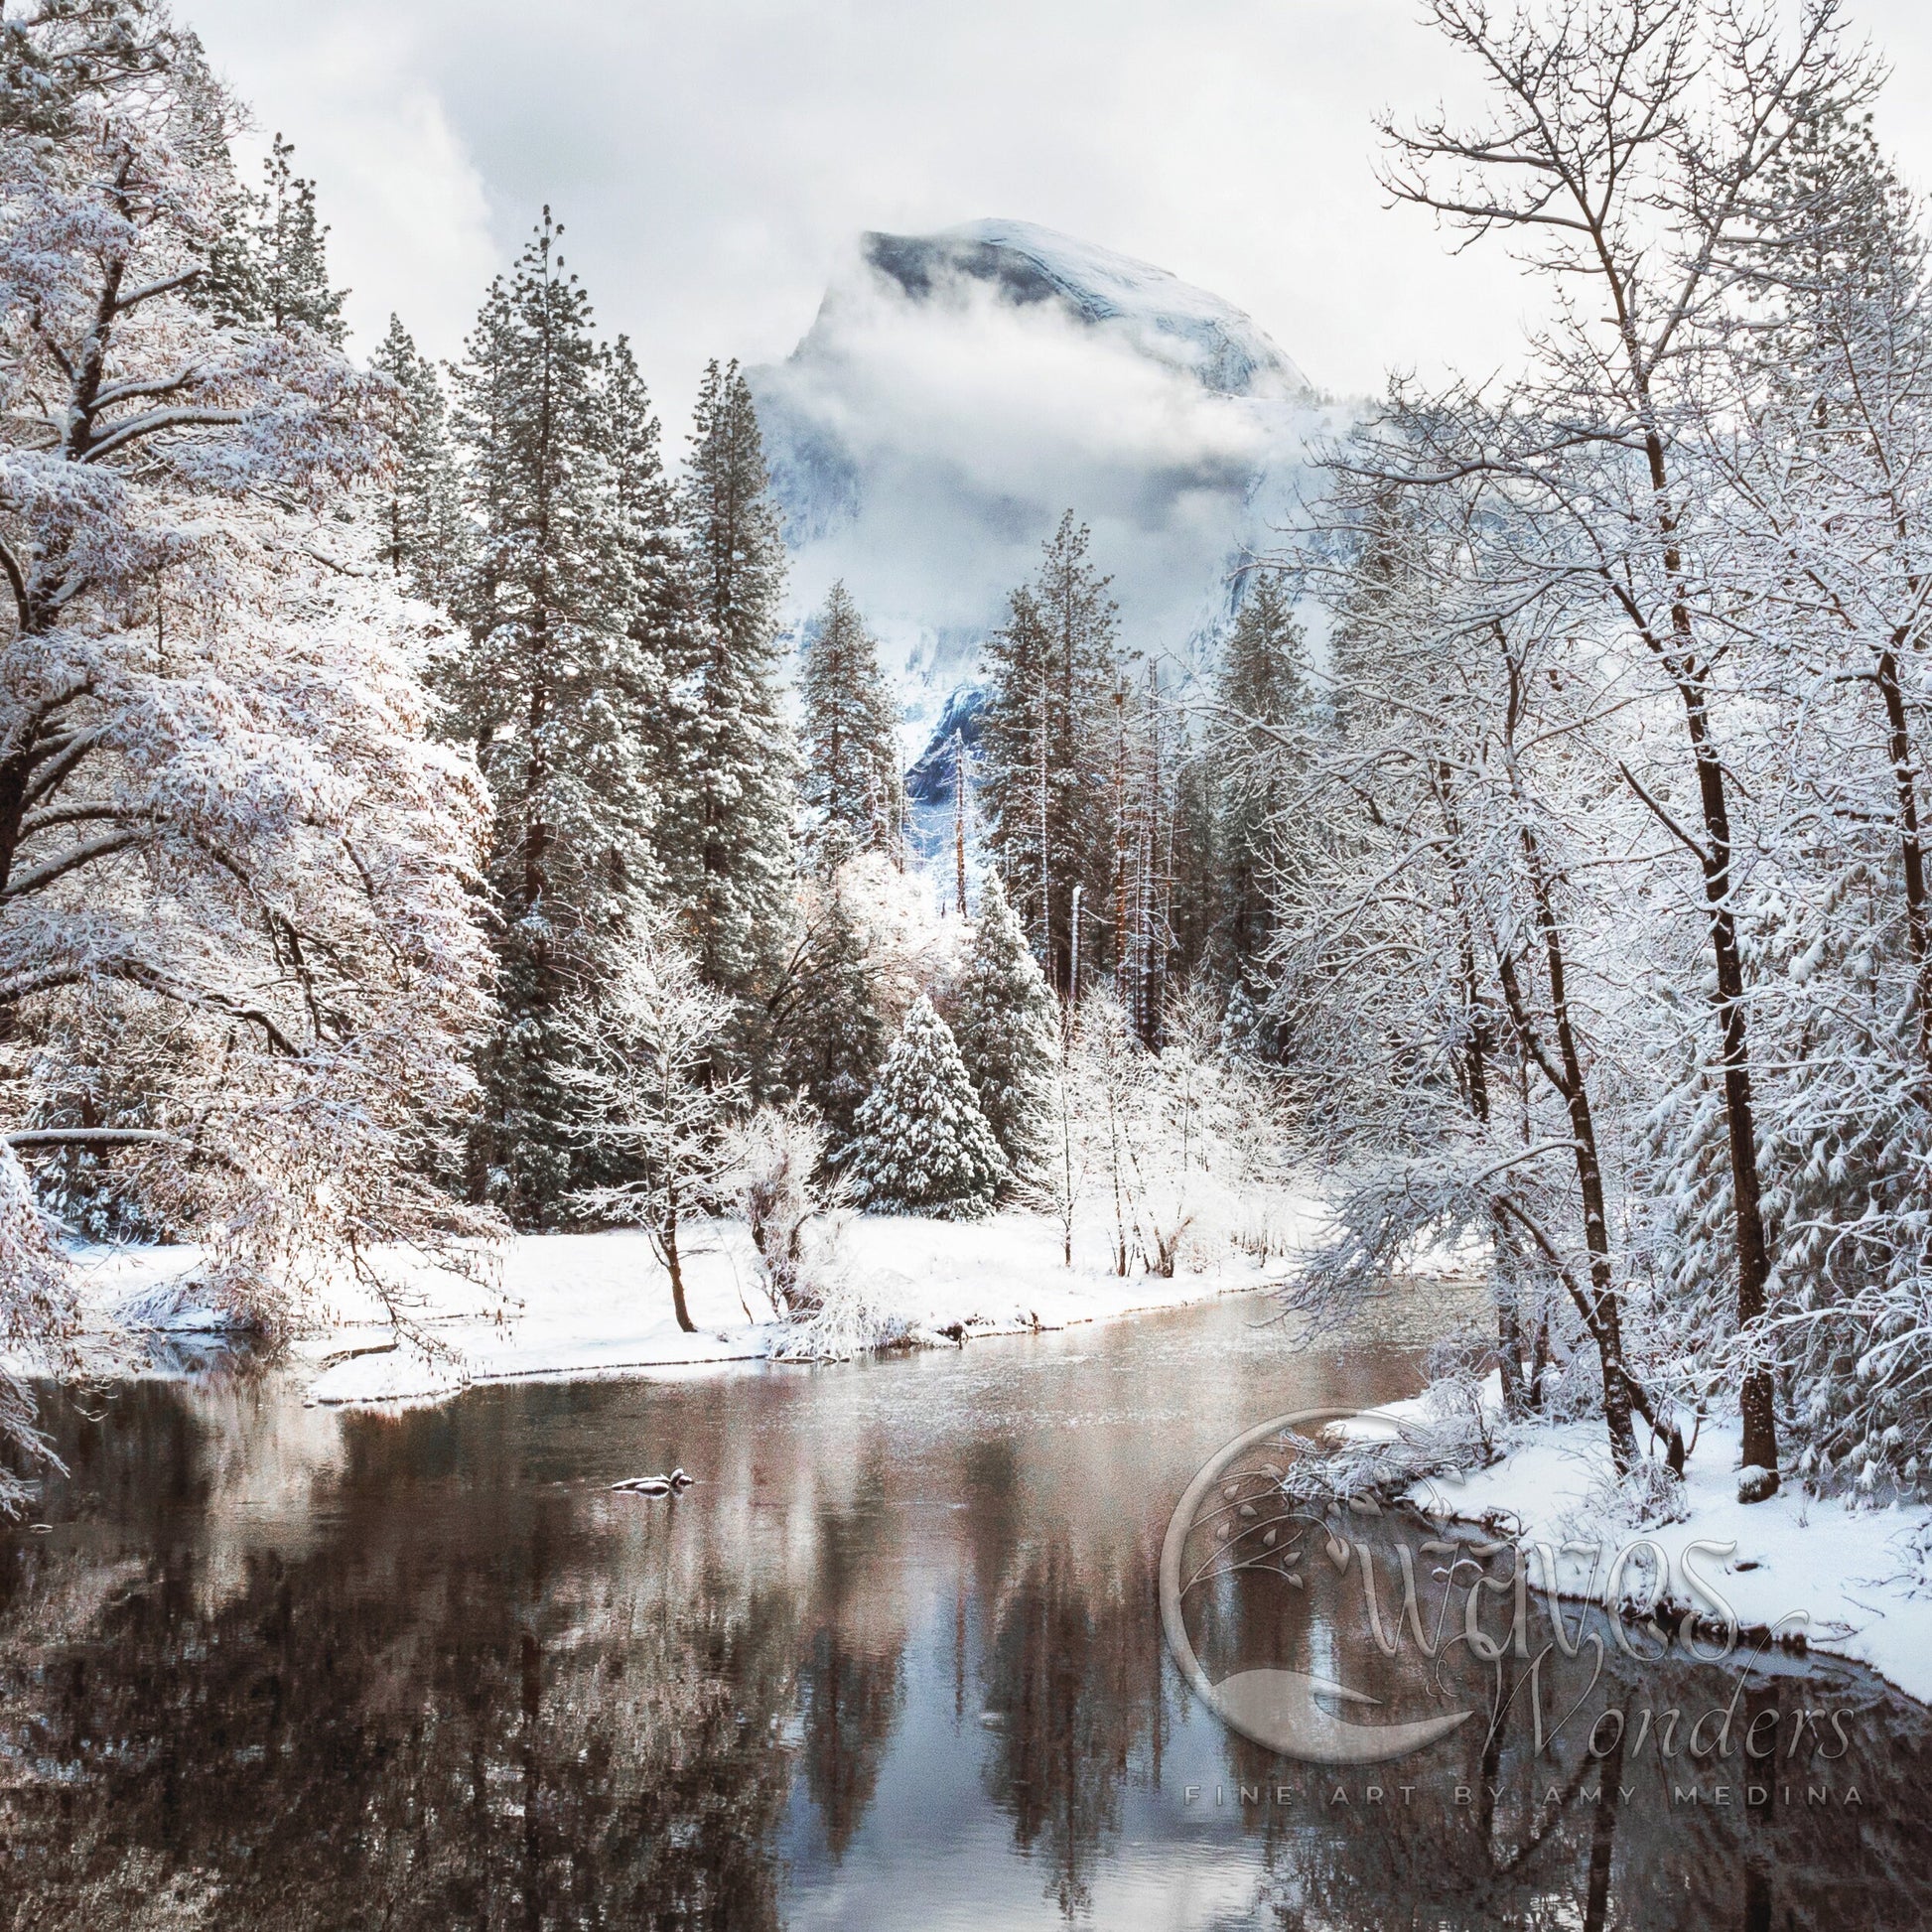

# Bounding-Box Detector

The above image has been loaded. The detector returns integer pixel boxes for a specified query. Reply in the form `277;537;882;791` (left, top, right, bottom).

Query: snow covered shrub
1278;1367;1503;1514
846;996;1007;1218
723;1099;850;1317
765;1267;915;1364
1557;1455;1689;1546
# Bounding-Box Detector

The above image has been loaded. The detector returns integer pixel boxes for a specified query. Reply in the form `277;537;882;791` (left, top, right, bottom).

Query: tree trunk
1639;417;1779;1495
1677;683;1778;1490
662;1179;696;1332
1876;641;1932;1074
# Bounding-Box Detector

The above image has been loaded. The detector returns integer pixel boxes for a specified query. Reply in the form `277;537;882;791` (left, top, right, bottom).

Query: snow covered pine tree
773;877;889;1149
671;358;796;1007
443;212;663;1222
979;512;1120;994
847;996;1006;1217
369;314;468;608
951;871;1057;1180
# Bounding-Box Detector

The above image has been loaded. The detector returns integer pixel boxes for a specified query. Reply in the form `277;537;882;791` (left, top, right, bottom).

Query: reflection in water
0;1292;1924;1929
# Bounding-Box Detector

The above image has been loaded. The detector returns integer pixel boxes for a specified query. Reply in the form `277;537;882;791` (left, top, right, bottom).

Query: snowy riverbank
1338;1398;1932;1708
69;1205;1323;1408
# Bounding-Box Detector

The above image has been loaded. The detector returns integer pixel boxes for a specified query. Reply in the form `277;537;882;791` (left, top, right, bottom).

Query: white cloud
176;0;1932;436
183;1;495;361
175;0;1526;420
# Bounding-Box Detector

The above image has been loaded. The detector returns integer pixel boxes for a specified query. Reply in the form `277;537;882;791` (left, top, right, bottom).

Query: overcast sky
179;0;1932;425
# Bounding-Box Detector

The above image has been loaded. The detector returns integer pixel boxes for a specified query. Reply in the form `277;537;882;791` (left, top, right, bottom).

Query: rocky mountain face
749;219;1343;808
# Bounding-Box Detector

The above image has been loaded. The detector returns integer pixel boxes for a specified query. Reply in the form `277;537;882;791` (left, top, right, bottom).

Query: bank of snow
80;1206;1320;1409
1339;1397;1932;1707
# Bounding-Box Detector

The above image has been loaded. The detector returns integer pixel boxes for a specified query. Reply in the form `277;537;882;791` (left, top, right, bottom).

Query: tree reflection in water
0;1311;1923;1930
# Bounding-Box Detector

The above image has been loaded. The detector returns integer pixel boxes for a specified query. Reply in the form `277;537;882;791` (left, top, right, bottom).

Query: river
1;1289;1926;1928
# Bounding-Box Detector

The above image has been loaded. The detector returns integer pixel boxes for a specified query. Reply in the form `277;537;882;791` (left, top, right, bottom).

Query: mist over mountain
749;220;1347;767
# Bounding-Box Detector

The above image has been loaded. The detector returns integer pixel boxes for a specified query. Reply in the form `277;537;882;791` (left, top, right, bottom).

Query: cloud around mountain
749;221;1343;738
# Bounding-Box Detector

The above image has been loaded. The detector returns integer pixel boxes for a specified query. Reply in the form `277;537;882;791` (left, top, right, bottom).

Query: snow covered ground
1338;1394;1932;1707
72;1205;1321;1410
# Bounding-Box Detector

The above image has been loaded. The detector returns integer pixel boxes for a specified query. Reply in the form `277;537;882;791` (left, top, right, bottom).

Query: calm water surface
1;1289;1926;1928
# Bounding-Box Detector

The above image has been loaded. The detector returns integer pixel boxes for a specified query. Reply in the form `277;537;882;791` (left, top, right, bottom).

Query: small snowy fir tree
951;872;1058;1178
847;997;1007;1217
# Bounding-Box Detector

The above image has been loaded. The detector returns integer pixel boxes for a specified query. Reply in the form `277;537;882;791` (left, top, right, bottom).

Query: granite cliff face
827;221;1311;402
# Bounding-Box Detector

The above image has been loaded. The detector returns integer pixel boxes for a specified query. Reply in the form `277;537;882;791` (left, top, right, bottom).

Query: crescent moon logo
1159;1406;1473;1766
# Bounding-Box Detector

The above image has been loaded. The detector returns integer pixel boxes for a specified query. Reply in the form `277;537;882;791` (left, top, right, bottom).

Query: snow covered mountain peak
751;219;1345;814
802;219;1313;403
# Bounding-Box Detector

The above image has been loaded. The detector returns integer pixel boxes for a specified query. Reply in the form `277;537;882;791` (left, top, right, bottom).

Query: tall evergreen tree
1167;742;1221;987
800;581;904;870
671;359;797;1000
952;872;1059;1179
602;334;699;881
370;315;469;609
979;512;1120;994
1207;573;1311;982
444;213;659;1223
847;997;1007;1218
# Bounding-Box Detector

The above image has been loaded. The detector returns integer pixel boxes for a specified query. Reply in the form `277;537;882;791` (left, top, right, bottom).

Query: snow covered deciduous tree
0;0;495;1368
950;871;1057;1180
1265;410;1697;1472
1131;985;1280;1277
723;1098;847;1316
1374;0;1884;1495
799;580;903;871
1647;95;1932;1499
0;1144;78;1507
846;995;1006;1218
1063;989;1150;1277
570;917;740;1332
